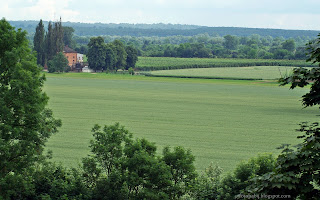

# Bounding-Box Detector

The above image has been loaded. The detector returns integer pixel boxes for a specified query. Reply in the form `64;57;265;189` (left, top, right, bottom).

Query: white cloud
2;0;80;21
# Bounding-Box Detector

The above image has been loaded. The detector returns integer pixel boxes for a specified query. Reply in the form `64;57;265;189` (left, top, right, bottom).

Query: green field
44;73;318;172
149;66;296;80
136;57;313;71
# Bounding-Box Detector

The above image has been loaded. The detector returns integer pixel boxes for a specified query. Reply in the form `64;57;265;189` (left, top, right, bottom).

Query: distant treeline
13;20;320;63
9;20;319;38
74;34;313;60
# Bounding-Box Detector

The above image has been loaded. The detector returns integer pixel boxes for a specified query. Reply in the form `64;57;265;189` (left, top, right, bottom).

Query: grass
135;57;313;71
44;73;318;172
148;66;297;80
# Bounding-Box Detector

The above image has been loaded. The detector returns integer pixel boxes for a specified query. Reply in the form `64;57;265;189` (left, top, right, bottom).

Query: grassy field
44;73;318;172
136;57;313;71
148;66;296;80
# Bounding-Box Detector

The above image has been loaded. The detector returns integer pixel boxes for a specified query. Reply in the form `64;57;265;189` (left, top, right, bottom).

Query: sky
1;0;320;30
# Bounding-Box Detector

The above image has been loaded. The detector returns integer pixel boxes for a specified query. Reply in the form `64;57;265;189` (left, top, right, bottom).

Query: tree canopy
0;18;61;198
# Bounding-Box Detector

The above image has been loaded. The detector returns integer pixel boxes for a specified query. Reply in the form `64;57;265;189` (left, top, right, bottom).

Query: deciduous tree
48;52;69;73
87;36;106;71
0;18;61;197
125;45;138;69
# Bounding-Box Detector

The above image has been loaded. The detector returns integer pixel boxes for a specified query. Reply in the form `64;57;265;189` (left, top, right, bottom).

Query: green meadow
149;66;296;80
44;73;318;172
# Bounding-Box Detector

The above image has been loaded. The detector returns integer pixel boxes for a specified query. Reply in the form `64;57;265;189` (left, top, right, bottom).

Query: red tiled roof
63;46;77;53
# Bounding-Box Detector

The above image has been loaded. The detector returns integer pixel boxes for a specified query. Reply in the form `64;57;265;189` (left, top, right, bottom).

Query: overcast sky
2;0;320;30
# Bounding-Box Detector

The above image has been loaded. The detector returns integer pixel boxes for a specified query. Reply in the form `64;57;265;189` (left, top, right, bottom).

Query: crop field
136;57;313;71
148;66;297;80
44;73;318;172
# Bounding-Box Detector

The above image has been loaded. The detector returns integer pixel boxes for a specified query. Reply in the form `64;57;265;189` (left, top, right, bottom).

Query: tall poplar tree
33;19;45;66
45;21;54;62
53;17;64;54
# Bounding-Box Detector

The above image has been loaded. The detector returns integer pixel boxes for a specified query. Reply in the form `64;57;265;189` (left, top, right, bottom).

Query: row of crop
135;59;314;71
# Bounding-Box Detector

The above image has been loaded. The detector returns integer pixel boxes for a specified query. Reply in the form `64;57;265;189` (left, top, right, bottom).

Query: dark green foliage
33;19;45;66
279;34;320;109
162;146;197;199
63;26;75;49
45;21;54;61
0;19;61;198
87;36;106;71
224;35;239;50
217;154;276;200
280;67;320;108
248;123;320;199
43;19;64;65
282;39;296;52
104;44;116;71
192;164;223;200
125;45;138;69
82;123;197;199
31;162;90;200
47;52;69;73
52;18;64;55
112;40;127;70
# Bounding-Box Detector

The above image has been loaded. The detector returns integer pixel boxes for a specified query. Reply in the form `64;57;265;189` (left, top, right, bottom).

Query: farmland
44;73;318;172
135;57;313;71
148;66;297;80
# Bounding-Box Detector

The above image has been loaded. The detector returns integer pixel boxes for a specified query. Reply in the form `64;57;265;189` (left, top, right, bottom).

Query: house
77;53;84;63
63;46;78;70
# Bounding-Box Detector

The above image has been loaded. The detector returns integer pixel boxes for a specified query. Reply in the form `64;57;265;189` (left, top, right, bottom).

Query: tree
82;123;197;199
125;45;138;70
0;18;61;197
112;40;127;70
104;44;116;71
279;34;320;109
45;21;54;61
52;18;64;55
162;146;197;199
48;52;69;73
33;19;45;66
87;36;106;71
63;26;75;49
223;35;239;50
282;39;296;52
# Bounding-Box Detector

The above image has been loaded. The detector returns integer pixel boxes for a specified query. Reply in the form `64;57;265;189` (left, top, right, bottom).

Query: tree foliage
33;19;45;66
112;39;127;70
0;18;61;198
48;52;69;73
82;123;197;199
63;26;75;49
87;36;106;71
125;45;138;70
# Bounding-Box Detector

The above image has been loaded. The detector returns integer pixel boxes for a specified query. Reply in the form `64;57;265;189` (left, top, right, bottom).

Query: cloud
2;0;80;21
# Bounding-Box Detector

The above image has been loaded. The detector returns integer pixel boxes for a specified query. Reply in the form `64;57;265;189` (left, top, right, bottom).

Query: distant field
44;73;318;172
149;66;296;80
136;57;313;71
